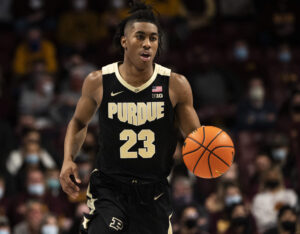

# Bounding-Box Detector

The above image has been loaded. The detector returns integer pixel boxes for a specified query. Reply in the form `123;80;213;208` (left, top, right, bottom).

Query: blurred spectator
266;44;300;107
264;205;299;234
146;0;186;18
18;73;56;122
277;88;300;193
40;213;59;234
62;52;96;78
12;0;58;34
218;0;254;19
184;0;216;30
13;200;46;234
10;169;47;225
0;216;10;234
0;0;12;27
51;66;86;125
208;181;248;234
248;152;272;199
252;166;297;233
175;204;209;234
256;0;299;45
13;27;57;77
236;77;277;131
6;128;56;177
81;130;98;163
224;202;257;234
57;0;107;53
68;202;89;234
0;176;10;217
172;176;195;216
267;132;297;189
44;168;74;218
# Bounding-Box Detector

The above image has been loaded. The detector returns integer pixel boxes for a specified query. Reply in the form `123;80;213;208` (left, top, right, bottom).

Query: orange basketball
182;126;235;179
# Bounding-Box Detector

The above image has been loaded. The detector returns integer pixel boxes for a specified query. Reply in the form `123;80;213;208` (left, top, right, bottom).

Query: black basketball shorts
81;169;173;234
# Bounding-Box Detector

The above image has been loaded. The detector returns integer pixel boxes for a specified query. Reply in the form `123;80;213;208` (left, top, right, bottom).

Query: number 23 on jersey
120;129;155;159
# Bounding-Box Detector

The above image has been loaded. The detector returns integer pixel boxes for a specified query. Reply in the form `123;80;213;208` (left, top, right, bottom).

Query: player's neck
120;58;154;84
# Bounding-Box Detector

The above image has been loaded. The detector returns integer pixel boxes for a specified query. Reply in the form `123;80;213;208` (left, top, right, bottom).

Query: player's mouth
140;52;151;62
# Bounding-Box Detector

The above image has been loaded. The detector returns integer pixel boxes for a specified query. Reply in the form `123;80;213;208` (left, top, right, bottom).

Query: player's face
122;22;159;67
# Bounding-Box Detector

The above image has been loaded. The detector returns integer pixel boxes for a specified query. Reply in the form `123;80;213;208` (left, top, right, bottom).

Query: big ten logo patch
152;93;163;99
109;217;123;231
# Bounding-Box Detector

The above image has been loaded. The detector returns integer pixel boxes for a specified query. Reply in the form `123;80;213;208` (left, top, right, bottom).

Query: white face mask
29;0;43;9
0;187;4;199
73;0;87;10
41;225;58;234
0;229;10;234
42;83;54;95
28;183;45;196
112;0;125;9
249;86;265;101
225;194;242;206
272;148;288;161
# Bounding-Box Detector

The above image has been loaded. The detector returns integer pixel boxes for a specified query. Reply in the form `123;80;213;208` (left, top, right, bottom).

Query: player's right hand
59;159;81;199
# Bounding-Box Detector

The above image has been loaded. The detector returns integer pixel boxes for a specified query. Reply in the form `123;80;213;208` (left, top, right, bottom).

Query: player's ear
121;36;127;50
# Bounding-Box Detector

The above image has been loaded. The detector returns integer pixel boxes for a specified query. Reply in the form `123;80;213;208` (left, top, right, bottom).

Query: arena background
0;0;300;233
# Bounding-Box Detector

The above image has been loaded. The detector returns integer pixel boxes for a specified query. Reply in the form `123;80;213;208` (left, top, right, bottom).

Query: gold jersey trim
102;62;171;93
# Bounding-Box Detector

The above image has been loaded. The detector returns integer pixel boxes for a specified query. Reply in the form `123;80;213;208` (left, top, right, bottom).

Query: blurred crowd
0;0;300;233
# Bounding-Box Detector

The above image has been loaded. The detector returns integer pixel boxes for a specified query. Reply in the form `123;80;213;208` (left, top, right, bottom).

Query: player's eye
136;34;144;40
150;36;157;42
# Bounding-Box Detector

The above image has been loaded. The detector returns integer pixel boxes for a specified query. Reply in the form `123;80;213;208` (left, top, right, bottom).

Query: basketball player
59;2;200;234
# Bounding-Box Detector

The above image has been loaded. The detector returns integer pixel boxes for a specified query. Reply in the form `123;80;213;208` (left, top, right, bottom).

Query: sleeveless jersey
96;62;177;182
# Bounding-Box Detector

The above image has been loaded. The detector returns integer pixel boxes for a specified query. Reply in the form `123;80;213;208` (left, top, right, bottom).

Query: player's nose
143;38;151;49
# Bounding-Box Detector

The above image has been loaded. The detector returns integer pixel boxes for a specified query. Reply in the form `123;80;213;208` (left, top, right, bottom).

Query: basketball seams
182;145;202;157
192;129;223;173
183;126;235;179
211;146;234;167
183;126;206;157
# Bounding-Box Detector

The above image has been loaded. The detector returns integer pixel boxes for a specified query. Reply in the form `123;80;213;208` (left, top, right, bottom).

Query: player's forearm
64;118;88;162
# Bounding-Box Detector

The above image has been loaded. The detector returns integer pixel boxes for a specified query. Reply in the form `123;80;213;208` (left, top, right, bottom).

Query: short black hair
113;1;163;58
278;205;297;219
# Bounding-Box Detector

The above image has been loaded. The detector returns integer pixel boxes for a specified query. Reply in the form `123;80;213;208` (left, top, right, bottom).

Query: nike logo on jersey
111;91;124;97
154;193;164;200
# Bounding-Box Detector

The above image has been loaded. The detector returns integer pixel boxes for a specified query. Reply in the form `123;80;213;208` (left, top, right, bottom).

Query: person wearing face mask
269;133;297;189
44;168;74;219
278;44;292;64
225;202;258;234
0;216;11;234
252;167;297;233
57;0;107;53
0;176;9;216
40;213;59;234
6;128;56;178
19;73;56;120
9;169;48;226
264;205;299;234
236;77;277;131
177;204;209;234
13;200;46;234
13;27;57;76
234;42;249;62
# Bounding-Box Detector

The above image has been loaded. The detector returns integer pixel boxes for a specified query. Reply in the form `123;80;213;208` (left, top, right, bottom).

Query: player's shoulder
85;70;102;85
170;72;189;89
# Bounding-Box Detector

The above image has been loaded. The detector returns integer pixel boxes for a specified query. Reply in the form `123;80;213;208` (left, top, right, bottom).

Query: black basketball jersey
96;62;177;182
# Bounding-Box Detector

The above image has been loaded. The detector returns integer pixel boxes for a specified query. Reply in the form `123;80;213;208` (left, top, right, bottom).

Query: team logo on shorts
109;217;123;231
